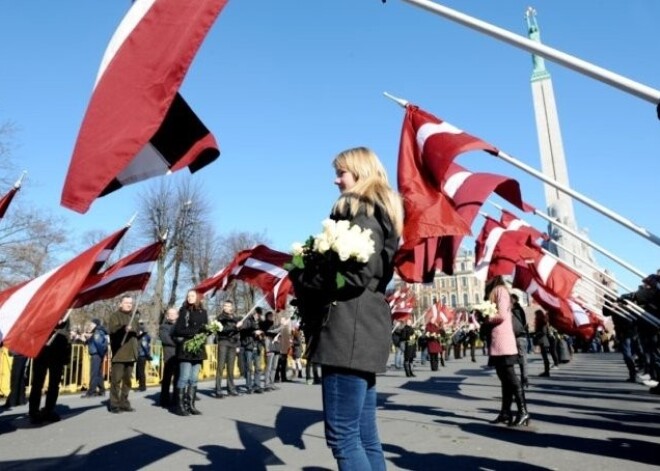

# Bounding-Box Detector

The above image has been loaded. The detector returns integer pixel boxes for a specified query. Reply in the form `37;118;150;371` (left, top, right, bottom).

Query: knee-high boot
491;383;512;424
510;384;530;427
403;362;411;377
175;388;189;416
188;386;202;415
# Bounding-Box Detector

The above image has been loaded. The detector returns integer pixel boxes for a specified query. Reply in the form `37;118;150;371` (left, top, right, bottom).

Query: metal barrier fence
0;342;224;397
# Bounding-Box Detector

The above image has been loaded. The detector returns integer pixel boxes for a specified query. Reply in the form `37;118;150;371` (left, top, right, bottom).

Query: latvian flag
72;239;164;308
0;227;128;357
196;245;293;311
61;0;228;213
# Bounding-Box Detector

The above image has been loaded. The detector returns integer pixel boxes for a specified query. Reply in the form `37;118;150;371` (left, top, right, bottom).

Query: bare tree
137;178;211;317
0;205;67;287
0;121;18;187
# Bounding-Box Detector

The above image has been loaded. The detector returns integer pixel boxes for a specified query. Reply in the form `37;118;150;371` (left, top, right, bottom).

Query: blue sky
1;0;658;293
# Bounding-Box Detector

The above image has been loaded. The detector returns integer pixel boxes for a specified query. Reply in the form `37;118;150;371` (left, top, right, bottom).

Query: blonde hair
332;147;403;235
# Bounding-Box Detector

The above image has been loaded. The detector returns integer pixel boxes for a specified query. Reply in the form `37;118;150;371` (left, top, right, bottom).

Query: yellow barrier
0;343;272;398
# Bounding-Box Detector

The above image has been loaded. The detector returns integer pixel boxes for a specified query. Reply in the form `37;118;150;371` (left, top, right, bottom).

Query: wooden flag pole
489;202;646;279
399;0;660;105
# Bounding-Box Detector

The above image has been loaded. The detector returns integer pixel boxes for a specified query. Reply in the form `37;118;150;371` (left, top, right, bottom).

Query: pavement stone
0;352;658;470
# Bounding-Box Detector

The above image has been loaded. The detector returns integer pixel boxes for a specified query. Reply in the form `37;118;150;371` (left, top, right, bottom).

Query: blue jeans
394;341;405;368
243;348;263;391
177;361;201;388
321;366;386;471
89;354;105;394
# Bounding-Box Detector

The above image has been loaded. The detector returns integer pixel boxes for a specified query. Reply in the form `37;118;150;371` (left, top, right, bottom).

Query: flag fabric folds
0;227;128;357
195;245;293;311
396;104;500;282
72;239;164;308
387;286;416;321
61;0;228;213
521;242;581;299
437;163;533;274
474;216;531;281
499;209;545;241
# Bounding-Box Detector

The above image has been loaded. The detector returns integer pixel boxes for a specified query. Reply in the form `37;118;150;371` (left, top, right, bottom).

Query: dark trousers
29;353;65;416
89;354;106;394
110;362;134;408
5;355;28;407
540;345;551;373
216;343;237;393
429;353;439;371
160;356;179;404
306;360;321;382
495;363;525;415
136;357;147;390
276;354;289;381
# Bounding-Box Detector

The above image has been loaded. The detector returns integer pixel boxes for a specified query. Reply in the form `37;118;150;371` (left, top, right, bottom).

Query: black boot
188;386;202;415
490;384;512;424
510;384;530;427
175;388;189;416
403;363;412;377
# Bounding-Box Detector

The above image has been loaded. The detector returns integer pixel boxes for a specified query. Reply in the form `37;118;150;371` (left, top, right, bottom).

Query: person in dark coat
107;295;140;413
173;289;208;416
510;293;530;388
135;321;152;392
400;320;417;377
214;300;240;398
159;307;179;408
290;147;402;471
425;322;443;371
82;318;108;398
533;310;552;377
3;351;28;408
28;319;72;424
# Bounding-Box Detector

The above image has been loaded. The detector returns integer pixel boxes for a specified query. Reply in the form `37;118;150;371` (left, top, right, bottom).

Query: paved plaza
1;352;658;470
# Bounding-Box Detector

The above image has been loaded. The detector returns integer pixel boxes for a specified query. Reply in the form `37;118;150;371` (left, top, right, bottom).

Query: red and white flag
0;174;25;219
474;216;531;281
522;242;581;299
61;0;228;213
195;245;293;311
395;105;488;283
499;209;545;241
0;227;128;357
72;239;164;308
437;162;533;274
388;286;416;321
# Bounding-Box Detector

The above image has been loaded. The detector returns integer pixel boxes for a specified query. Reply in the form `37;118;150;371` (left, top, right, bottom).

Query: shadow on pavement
275;405;323;449
0;431;184;470
383;443;552;470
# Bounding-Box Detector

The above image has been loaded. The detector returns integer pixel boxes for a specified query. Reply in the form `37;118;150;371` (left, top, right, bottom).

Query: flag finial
383;92;409;108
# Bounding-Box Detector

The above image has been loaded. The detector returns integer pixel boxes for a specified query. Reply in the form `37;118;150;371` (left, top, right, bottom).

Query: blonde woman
291;147;402;470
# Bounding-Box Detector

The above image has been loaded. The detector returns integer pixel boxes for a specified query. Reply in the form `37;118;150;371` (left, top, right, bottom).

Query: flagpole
237;293;269;326
120;291;145;345
538;247;660;327
14;171;27;188
383;92;660;247
493;150;660;248
489;202;646;279
399;0;660;106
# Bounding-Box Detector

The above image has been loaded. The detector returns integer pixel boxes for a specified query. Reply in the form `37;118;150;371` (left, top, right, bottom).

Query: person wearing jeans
290;147;401;471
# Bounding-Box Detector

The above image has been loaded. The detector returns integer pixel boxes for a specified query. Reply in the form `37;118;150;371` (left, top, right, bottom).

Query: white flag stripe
568;300;590;326
416;121;463;151
474;227;505;281
78;261;155;294
536;255;557;285
443;170;471;199
95;0;156;88
0;266;59;342
504;219;530;231
116;142;170;185
243;258;288;279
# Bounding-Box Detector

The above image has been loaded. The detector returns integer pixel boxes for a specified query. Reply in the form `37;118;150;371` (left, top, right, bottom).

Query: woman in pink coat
482;276;529;427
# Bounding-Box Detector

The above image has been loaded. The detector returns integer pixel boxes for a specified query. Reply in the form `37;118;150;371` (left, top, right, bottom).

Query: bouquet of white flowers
472;300;498;318
183;320;224;355
289;218;376;289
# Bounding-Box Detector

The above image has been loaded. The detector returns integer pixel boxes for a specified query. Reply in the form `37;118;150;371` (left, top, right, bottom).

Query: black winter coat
291;203;399;374
174;304;208;362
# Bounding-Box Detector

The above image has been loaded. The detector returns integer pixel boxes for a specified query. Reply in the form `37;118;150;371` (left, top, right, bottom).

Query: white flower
291;242;305;256
472;301;497;317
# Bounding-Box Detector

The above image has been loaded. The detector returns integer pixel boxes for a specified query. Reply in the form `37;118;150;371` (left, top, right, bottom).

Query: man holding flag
107;296;140;413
